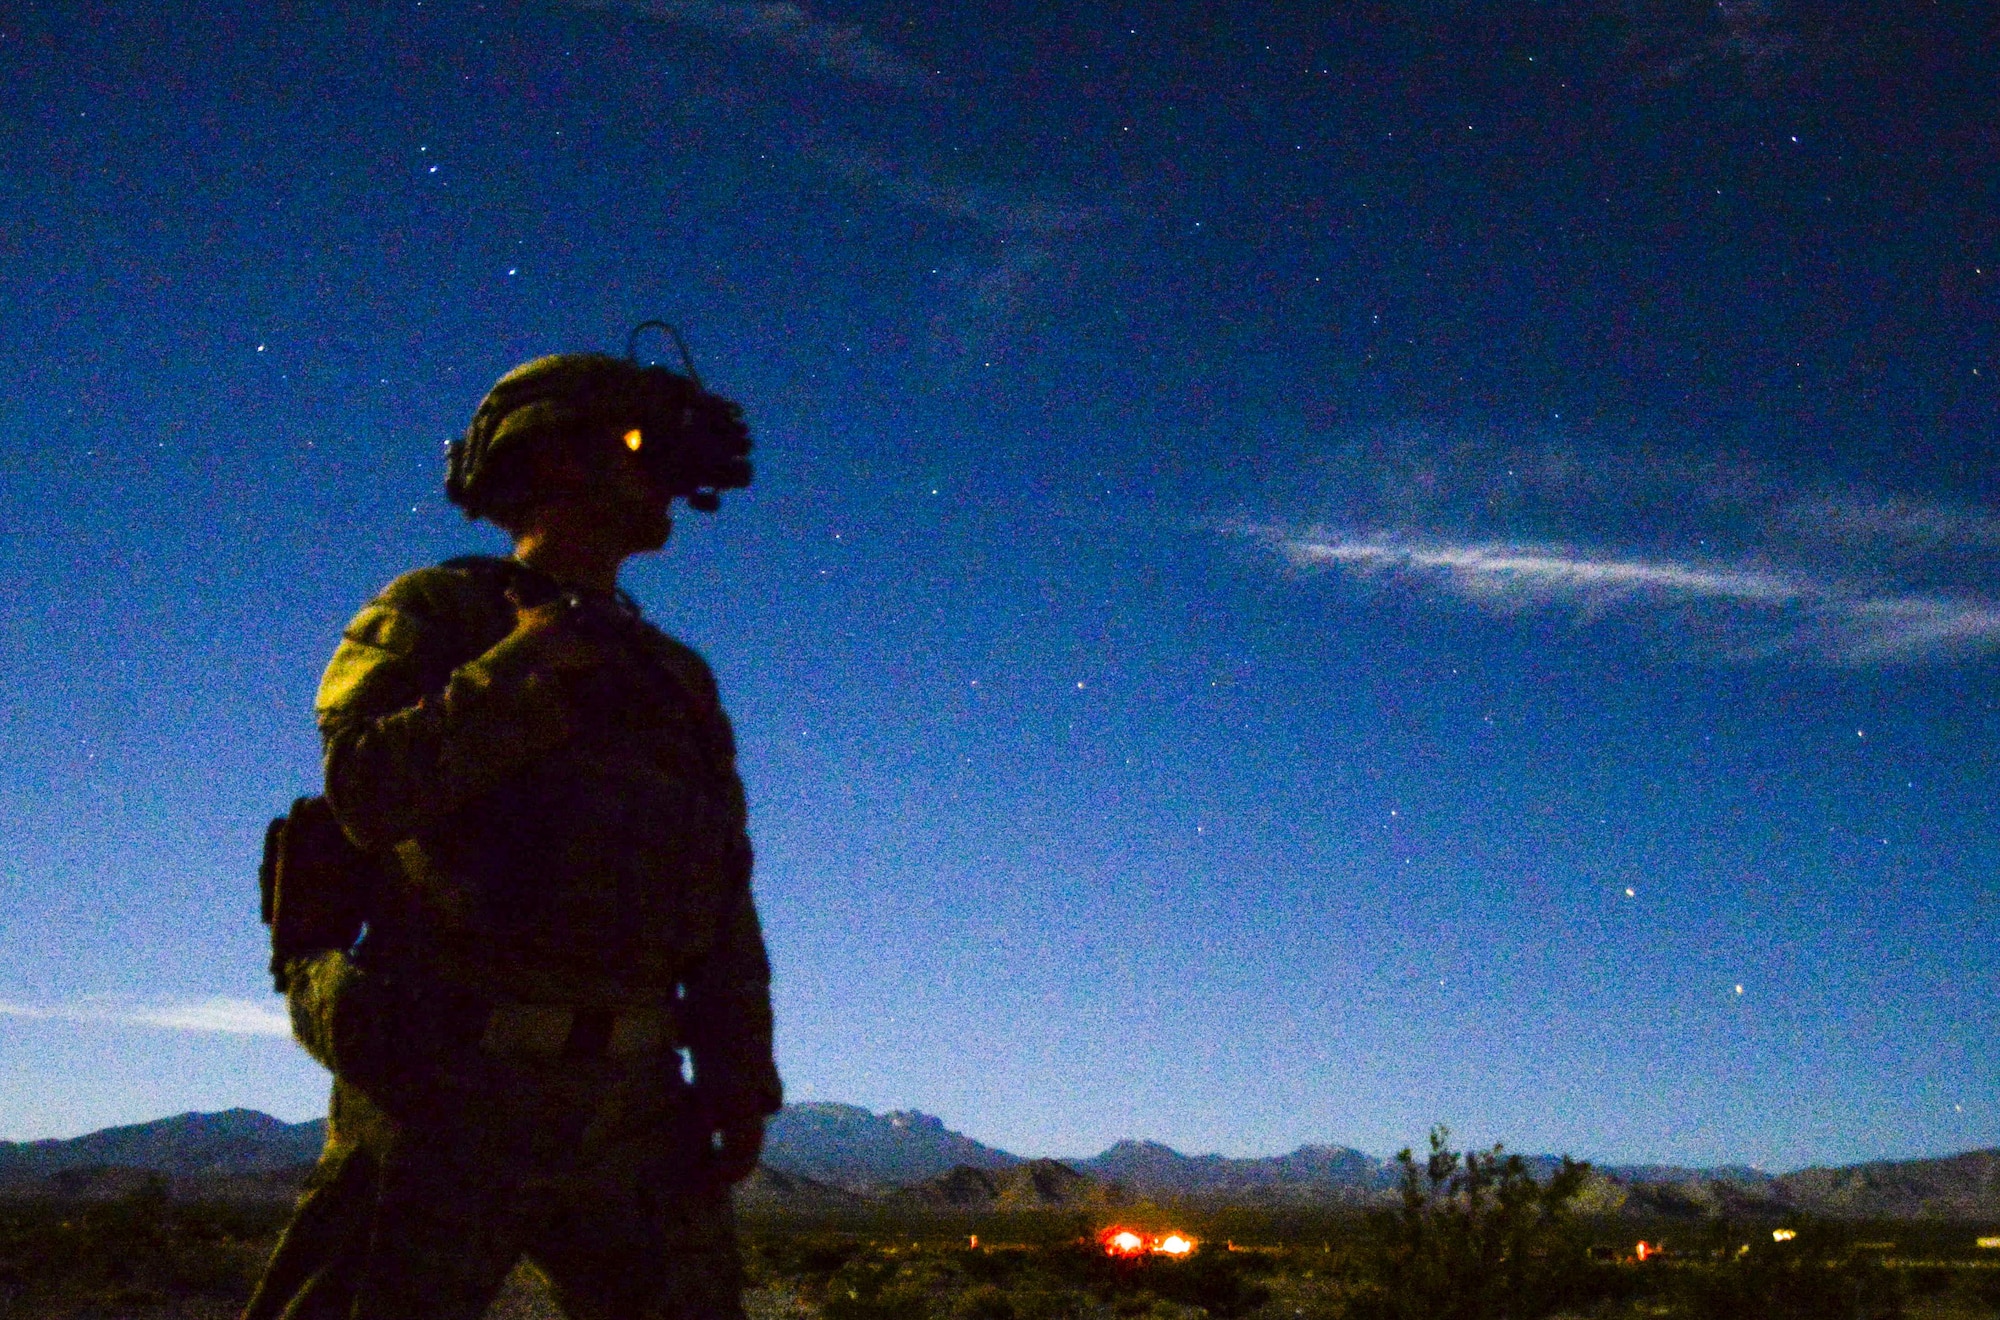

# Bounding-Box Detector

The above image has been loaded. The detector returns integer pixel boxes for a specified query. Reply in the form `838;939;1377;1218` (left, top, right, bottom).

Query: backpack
258;796;385;993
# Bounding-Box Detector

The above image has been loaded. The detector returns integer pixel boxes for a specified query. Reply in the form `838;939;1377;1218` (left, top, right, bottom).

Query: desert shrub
951;1282;1017;1320
1348;1127;1604;1320
821;1250;944;1320
1902;1264;1952;1299
1136;1249;1274;1317
955;1245;1049;1290
824;1282;933;1320
749;1230;871;1282
1667;1219;1905;1320
0;1181;278;1306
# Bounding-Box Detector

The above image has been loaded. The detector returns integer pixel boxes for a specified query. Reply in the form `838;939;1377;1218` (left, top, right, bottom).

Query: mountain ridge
6;1106;1995;1219
0;1109;327;1182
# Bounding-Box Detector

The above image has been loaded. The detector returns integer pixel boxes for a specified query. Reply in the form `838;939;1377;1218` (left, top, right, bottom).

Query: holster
260;795;383;992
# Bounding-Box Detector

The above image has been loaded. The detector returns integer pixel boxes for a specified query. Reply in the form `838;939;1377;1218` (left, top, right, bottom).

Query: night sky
2;2;1995;1170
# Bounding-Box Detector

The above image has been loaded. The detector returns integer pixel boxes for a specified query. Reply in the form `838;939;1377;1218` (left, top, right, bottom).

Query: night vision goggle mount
446;321;753;520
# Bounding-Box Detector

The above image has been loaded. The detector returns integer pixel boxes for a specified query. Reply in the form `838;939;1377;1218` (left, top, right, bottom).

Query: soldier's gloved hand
708;1115;765;1185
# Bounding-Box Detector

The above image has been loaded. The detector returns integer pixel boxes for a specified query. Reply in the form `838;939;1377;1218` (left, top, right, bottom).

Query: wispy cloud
806;143;1096;236
564;0;933;88
0;996;291;1037
1243;524;2000;666
1625;0;1803;93
796;140;1099;360
1832;595;2000;663
1278;536;1803;609
1779;495;2000;554
556;0;1090;359
804;143;1098;357
1237;432;2000;666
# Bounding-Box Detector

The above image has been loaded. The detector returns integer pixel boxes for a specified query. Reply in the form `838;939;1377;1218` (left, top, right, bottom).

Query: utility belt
476;1000;678;1062
300;949;684;1079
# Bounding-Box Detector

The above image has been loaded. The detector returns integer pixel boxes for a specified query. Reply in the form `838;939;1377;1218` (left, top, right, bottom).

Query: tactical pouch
259;796;377;992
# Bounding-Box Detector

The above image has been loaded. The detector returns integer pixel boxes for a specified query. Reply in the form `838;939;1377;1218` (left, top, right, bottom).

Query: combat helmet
446;328;751;523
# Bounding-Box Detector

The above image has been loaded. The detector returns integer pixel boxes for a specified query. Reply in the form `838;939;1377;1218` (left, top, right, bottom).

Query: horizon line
7;1102;1993;1178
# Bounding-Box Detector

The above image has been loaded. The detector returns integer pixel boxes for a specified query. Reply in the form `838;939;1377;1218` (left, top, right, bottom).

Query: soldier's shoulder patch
339;602;422;655
374;562;515;646
317;605;436;716
318;563;502;720
376;564;489;613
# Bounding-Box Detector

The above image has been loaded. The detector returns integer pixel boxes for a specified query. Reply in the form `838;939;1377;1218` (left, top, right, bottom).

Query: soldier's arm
668;671;783;1123
315;572;571;849
681;858;784;1123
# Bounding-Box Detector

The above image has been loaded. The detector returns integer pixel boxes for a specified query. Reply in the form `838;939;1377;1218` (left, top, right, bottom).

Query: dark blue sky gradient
2;1;1995;1168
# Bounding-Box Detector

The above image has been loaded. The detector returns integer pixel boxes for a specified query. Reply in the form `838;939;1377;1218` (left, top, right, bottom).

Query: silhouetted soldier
245;344;778;1319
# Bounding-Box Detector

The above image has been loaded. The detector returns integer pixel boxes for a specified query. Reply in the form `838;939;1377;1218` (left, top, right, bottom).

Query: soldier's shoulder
639;623;713;671
371;557;515;609
355;559;517;622
635;623;722;701
336;559;513;653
